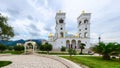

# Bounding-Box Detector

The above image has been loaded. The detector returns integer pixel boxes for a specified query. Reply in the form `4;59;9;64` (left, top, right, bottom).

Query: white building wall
48;11;91;49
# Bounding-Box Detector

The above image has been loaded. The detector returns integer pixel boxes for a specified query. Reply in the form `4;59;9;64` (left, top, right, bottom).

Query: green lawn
61;56;120;68
37;51;69;55
0;61;12;67
37;51;89;55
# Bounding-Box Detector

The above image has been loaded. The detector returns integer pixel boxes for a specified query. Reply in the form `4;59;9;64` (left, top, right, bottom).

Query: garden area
61;42;120;68
0;44;24;54
61;56;120;68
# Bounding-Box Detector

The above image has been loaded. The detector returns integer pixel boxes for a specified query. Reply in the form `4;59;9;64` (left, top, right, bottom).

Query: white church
48;11;91;49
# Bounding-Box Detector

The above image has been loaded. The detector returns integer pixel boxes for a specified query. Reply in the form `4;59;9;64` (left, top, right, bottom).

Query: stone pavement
0;55;81;68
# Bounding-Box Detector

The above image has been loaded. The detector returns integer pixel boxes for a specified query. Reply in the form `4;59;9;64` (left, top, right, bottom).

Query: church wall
48;11;91;50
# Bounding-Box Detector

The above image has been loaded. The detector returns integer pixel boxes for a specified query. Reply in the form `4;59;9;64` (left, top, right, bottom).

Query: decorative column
76;41;78;49
70;40;72;48
24;45;26;54
33;45;34;53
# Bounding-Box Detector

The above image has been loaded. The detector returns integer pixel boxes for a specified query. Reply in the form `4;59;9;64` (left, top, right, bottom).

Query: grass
61;56;120;68
0;61;12;67
37;51;90;55
37;51;69;55
0;51;24;54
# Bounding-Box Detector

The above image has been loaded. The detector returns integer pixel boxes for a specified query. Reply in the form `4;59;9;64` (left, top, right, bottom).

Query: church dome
82;10;85;14
75;33;79;37
48;33;53;37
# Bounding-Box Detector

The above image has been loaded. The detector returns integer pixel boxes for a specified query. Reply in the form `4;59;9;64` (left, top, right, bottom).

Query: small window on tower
85;28;87;30
59;19;64;23
61;28;63;30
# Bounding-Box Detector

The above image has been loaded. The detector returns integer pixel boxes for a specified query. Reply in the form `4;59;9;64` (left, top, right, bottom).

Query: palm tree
79;43;86;54
92;42;120;60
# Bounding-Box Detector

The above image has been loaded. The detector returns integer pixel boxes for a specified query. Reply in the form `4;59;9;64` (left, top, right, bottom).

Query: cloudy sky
0;0;120;43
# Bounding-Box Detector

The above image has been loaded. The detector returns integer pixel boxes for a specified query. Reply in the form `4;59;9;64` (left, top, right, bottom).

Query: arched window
60;32;64;37
59;19;64;23
79;33;81;37
79;21;81;25
84;32;88;38
84;19;88;23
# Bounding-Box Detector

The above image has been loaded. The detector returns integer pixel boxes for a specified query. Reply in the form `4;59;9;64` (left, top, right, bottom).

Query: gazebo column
24;45;26;54
33;45;34;53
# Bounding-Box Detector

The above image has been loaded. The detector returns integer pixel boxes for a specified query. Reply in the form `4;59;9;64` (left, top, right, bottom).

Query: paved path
0;55;67;68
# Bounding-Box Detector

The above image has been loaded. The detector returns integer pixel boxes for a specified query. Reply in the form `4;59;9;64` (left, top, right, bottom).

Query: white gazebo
24;40;37;54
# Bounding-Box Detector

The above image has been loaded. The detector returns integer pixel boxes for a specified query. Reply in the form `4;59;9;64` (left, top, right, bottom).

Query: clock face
59;19;64;23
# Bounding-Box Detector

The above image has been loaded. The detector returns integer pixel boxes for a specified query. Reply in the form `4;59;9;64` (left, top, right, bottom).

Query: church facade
48;11;91;49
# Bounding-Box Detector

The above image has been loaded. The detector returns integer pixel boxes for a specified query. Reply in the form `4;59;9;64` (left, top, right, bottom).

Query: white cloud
0;0;120;43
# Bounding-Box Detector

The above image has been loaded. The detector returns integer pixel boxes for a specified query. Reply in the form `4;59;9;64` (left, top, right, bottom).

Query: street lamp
98;36;101;43
98;33;104;43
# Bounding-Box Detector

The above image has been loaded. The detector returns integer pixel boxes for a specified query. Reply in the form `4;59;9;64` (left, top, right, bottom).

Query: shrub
61;46;66;52
73;49;77;55
44;43;52;54
0;44;6;52
14;45;24;51
68;48;76;57
39;45;45;51
7;46;13;51
39;43;52;54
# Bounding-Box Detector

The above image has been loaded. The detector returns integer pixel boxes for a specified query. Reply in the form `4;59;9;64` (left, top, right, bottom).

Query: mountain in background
0;39;43;46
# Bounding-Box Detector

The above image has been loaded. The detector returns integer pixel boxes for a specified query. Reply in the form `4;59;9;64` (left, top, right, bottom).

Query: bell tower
55;10;66;38
77;11;91;38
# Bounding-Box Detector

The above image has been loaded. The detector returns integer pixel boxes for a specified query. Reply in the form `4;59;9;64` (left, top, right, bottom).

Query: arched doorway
66;40;70;48
60;32;64;38
72;40;76;49
24;41;37;54
78;40;81;49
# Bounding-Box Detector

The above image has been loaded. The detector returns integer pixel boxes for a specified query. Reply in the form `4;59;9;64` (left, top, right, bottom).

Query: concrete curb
0;54;12;56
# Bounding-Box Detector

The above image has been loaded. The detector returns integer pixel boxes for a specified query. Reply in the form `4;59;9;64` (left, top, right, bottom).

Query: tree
7;46;13;51
40;43;52;54
61;46;66;52
68;48;76;58
14;45;24;51
68;48;73;57
0;13;14;40
39;45;45;51
79;43;86;54
0;44;6;52
92;42;120;60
